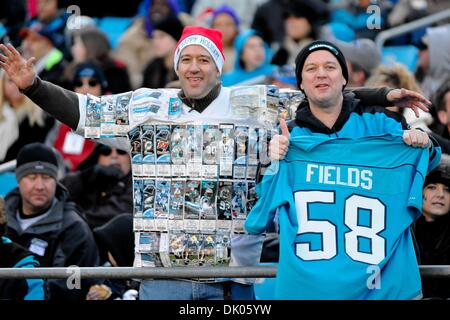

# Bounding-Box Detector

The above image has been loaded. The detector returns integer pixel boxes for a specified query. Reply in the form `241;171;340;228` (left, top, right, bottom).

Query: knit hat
174;26;225;74
212;5;240;28
93;213;134;267
153;14;184;42
425;154;450;187
294;40;349;90
336;38;380;75
16;143;59;182
73;61;108;90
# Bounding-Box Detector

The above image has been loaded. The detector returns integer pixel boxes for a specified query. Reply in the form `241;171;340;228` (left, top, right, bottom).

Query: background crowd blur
1;0;450;300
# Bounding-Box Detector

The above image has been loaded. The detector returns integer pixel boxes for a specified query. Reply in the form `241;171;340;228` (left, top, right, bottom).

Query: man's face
19;173;56;215
98;147;131;176
300;50;347;108
423;182;450;221
176;45;220;99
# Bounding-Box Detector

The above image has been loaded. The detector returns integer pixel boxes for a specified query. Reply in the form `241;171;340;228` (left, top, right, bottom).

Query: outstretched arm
0;43;80;130
352;87;431;118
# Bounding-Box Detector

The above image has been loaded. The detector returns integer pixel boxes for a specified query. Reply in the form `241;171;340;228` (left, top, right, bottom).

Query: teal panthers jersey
245;135;440;299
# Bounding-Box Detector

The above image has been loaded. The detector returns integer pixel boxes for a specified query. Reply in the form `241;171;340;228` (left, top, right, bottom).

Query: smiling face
300;50;347;109
423;183;450;222
176;45;220;99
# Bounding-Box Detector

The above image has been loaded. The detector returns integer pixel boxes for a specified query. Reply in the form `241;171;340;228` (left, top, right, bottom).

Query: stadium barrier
0;265;449;279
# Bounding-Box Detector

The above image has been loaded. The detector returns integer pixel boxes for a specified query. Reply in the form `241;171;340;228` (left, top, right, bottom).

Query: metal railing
375;8;450;50
0;265;448;279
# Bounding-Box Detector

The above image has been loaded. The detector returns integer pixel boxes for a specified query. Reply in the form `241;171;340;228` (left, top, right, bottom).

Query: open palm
0;43;36;90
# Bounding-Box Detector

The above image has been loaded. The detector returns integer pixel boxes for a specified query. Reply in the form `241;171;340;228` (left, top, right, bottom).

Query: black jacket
0;236;44;300
413;215;450;299
5;185;99;300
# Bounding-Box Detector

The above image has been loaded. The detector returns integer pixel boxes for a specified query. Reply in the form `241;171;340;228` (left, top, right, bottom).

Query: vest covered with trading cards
82;85;303;268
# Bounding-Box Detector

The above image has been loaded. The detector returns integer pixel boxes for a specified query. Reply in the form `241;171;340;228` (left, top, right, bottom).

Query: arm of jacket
350;87;392;107
84;178;134;229
47;210;99;301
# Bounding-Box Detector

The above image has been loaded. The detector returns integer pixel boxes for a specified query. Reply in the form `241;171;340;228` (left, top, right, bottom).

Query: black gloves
80;164;123;188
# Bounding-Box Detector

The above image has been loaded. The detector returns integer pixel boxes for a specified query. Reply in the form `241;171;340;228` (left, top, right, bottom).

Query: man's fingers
280;118;290;138
26;57;36;68
0;44;14;59
6;43;20;57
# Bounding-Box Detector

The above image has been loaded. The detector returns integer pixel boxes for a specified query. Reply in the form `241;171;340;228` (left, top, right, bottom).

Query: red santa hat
173;26;225;74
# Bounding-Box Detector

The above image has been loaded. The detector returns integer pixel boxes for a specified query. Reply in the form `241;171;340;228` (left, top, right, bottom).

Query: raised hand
387;88;431;118
269;117;291;160
0;43;37;90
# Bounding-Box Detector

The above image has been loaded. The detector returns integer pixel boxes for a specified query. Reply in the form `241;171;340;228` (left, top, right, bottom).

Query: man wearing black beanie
4;142;99;301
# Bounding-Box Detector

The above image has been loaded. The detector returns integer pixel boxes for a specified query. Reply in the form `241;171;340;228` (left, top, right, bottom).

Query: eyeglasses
99;146;128;156
73;78;99;88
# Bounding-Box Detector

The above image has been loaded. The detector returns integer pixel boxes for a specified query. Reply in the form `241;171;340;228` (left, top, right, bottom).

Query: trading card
183;179;201;232
143;179;156;231
202;124;219;177
232;180;247;220
155;124;171;176
139;232;160;252
219;124;234;178
230;86;265;119
154;179;170;231
114;91;132;135
246;181;258;214
233;126;248;179
199;234;216;266
215;232;231;266
247;127;258;179
133;216;143;232
186;124;203;177
133;178;144;215
128;126;143;176
100;95;115;138
183;233;201;266
85;94;101;138
169;179;185;230
199;180;218;233
170;125;187;177
141;124;156;177
217;180;233;231
169;231;186;266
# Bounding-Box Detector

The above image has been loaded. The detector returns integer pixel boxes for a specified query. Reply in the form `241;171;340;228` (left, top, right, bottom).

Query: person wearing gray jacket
5;143;99;301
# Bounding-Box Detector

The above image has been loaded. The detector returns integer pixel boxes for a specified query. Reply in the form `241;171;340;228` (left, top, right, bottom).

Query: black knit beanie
153;14;184;42
93;214;135;267
425;155;450;188
295;40;349;90
16;143;59;181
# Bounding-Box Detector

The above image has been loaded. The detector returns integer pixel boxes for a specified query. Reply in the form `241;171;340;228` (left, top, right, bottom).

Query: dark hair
433;80;450;112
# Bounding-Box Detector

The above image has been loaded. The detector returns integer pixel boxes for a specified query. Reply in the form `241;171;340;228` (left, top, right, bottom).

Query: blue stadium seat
0;172;18;197
97;17;133;49
254;263;277;300
381;45;419;72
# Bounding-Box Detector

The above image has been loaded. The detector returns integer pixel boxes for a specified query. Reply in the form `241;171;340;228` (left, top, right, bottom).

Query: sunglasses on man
98;145;128;156
73;78;100;88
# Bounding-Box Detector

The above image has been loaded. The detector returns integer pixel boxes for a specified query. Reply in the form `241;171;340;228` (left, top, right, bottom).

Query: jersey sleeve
75;92;131;151
245;161;292;234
